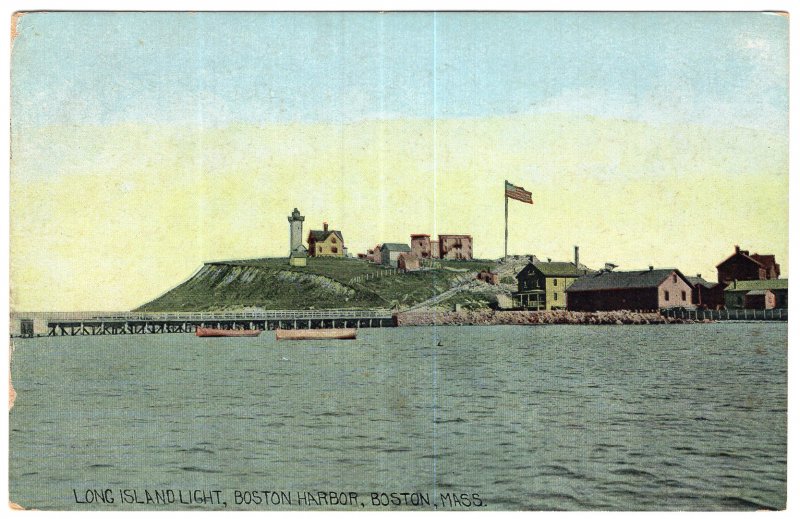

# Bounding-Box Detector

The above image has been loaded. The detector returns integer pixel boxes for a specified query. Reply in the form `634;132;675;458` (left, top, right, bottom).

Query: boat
195;327;262;337
275;328;357;340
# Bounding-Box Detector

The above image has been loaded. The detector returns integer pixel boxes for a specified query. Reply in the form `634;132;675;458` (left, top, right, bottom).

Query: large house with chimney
307;222;344;257
717;245;780;284
514;260;593;310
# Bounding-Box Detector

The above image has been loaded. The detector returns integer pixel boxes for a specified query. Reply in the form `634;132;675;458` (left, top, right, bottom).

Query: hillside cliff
136;257;507;311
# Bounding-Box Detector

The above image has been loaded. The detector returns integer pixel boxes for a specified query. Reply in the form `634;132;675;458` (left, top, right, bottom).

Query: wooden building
381;243;412;268
307;222;344;257
717;245;781;284
438;234;473;260
723;279;788;309
514;261;591;310
566;268;694;311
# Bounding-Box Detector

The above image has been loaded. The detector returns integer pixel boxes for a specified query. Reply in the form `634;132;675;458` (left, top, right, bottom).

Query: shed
744;289;776;310
381;243;412;268
397;253;420;272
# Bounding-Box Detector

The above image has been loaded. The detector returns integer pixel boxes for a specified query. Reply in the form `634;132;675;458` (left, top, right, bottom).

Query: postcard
7;10;789;511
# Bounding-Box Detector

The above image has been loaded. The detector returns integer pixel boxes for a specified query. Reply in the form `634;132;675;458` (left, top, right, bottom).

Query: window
681;291;687;301
554;292;558;301
318;246;322;253
331;237;337;244
673;274;677;283
553;278;558;286
664;290;670;301
332;247;338;253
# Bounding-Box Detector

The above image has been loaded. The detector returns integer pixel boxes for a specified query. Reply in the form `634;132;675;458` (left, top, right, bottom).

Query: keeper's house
723;279;788;309
307;222;344;257
566;268;694;311
513;261;591;310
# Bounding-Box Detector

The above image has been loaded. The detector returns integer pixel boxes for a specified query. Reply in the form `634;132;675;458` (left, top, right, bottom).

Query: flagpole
504;182;508;259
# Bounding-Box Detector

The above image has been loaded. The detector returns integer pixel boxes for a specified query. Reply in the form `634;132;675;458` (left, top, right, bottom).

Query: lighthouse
288;208;308;267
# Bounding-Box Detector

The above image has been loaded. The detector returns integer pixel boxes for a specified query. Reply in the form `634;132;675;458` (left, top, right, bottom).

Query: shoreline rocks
395;309;703;326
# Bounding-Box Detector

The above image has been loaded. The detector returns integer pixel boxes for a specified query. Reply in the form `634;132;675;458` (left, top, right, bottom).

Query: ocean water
9;323;787;511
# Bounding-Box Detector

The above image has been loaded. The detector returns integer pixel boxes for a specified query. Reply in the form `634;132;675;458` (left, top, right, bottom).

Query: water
9;323;787;510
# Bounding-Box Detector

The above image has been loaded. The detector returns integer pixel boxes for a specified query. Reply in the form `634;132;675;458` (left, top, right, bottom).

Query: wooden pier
42;310;395;337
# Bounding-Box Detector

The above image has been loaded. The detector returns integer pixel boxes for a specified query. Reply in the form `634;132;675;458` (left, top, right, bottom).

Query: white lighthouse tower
288;208;307;266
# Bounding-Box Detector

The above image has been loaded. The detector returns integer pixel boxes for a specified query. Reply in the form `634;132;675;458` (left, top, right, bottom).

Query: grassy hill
137;256;499;311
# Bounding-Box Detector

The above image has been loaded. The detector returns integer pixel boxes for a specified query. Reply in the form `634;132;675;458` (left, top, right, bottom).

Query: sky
9;11;790;311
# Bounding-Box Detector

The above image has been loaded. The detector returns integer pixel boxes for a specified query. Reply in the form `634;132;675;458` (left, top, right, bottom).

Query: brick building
566;268;694;311
410;234;433;259
716;245;781;284
438;234;473;260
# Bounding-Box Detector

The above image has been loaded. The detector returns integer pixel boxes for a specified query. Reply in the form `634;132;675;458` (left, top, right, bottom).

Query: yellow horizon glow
10;114;788;311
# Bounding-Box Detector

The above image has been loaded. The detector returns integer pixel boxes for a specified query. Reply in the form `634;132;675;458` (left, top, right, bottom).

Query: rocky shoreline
396;309;709;326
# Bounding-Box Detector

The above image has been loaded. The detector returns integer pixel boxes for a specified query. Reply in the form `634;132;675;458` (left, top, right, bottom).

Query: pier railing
661;307;787;321
12;309;393;322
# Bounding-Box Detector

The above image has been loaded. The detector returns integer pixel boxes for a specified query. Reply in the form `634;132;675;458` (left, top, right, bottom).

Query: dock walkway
28;310;395;336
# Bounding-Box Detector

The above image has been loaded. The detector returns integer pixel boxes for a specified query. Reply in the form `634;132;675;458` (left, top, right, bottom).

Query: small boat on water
275;328;357;340
195;327;262;338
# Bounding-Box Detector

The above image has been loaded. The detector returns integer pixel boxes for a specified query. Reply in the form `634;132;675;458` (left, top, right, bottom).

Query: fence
11;309;393;322
349;269;400;284
661;307;787;321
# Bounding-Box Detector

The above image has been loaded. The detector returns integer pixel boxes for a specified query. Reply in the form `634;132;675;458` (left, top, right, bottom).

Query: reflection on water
9;323;787;510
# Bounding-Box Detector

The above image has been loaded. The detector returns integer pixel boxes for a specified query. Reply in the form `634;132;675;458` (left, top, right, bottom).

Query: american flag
505;181;533;204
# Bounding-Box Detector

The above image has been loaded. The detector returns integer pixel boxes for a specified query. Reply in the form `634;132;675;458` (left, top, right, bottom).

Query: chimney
735;245;740;254
574;245;580;267
697;273;702;278
547;258;552;263
649;265;654;271
323;222;328;232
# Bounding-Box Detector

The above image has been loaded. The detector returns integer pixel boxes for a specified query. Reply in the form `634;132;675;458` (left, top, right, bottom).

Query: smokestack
324;222;328;232
574;245;580;267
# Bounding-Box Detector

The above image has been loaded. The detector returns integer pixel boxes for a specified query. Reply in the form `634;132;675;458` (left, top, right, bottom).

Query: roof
745;289;771;296
308;229;344;243
410;234;430;238
438;234;472;239
381;243;411;252
518;261;591;278
724;279;788;292
686;276;716;289
566;269;689;292
716;250;766;269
